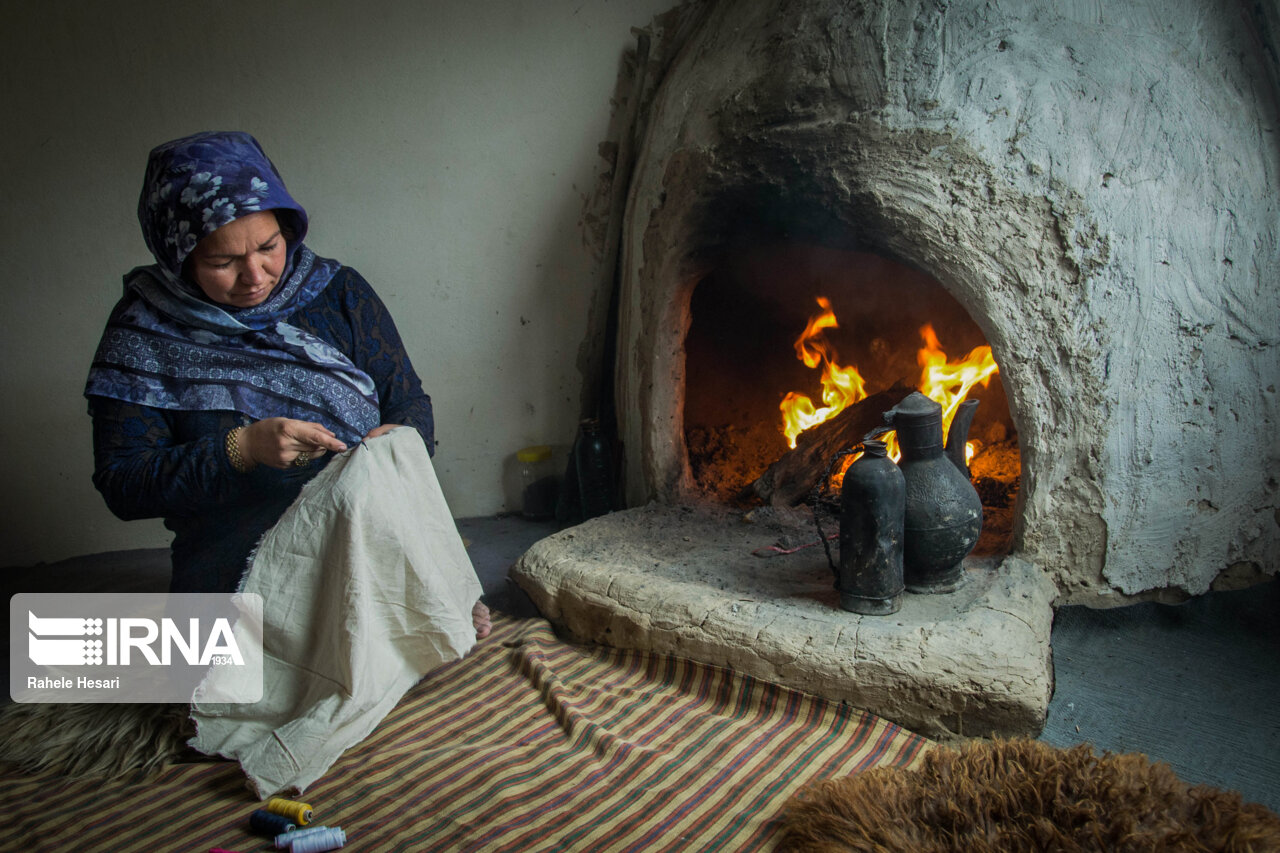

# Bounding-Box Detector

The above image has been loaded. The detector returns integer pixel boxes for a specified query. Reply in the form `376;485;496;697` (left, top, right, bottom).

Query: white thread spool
289;826;347;853
274;825;331;850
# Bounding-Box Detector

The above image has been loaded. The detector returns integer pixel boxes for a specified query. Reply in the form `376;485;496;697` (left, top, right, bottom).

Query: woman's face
188;211;287;308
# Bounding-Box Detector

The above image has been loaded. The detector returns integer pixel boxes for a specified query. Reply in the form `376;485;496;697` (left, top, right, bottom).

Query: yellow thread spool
266;797;314;826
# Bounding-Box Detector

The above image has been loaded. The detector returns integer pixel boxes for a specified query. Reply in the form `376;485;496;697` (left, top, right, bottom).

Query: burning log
750;387;911;506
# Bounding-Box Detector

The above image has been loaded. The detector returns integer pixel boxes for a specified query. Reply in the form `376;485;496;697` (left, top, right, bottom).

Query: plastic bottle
516;445;558;520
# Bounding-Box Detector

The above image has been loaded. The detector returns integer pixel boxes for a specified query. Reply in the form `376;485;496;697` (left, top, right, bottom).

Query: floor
5;513;1278;812
1039;577;1280;812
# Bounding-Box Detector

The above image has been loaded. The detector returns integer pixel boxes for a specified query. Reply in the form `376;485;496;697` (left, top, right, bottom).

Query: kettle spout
945;399;979;477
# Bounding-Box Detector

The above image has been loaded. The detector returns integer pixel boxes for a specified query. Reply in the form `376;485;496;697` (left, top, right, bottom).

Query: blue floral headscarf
85;131;381;442
140;131;306;279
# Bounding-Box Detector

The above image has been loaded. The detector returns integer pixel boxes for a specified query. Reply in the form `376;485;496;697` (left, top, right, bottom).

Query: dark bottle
837;439;905;615
574;418;614;520
883;392;983;593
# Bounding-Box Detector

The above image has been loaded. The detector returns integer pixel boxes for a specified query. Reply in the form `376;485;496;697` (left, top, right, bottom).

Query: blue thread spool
249;809;296;836
289;827;346;853
274;826;331;850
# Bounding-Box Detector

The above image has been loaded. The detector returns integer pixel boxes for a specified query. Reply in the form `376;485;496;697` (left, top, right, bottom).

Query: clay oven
613;0;1280;605
514;0;1279;739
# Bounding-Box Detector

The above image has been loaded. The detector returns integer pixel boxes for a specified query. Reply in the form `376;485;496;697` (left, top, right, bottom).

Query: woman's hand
238;417;348;470
363;424;404;441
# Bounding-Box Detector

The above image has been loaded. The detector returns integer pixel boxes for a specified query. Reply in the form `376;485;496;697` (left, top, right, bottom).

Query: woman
85;130;489;636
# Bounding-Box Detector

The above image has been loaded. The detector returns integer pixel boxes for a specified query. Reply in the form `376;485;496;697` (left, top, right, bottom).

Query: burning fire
780;297;869;449
779;298;1000;462
912;323;1000;463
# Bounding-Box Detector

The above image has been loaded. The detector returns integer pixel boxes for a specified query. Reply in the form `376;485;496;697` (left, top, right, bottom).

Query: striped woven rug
2;615;929;852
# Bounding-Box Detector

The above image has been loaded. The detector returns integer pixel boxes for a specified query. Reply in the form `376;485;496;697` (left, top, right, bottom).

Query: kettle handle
945;399;980;476
863;424;893;442
811;444;865;578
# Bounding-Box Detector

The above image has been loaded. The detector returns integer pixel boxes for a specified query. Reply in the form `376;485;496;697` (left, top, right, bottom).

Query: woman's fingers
363;423;402;441
292;424;347;453
290;425;345;468
242;418;348;468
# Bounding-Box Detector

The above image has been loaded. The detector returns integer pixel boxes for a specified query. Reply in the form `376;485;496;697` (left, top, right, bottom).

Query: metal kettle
883;392;983;593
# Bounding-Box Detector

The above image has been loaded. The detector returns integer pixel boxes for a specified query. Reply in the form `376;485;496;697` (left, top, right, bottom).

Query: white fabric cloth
189;427;483;796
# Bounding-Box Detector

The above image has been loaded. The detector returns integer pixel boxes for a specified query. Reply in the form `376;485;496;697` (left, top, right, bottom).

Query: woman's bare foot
473;600;492;639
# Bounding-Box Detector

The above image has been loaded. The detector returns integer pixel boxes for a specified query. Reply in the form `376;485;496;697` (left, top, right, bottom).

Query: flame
779;305;1000;467
779;298;870;448
907;323;1000;464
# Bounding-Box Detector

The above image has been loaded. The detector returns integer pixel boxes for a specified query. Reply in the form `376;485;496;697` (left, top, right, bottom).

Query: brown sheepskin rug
0;702;195;779
778;738;1280;852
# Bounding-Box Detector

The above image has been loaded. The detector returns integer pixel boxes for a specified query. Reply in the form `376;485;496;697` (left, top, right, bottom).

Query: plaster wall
616;0;1280;602
0;0;673;566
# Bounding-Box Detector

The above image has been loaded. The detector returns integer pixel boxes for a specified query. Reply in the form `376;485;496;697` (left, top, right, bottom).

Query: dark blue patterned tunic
88;266;434;593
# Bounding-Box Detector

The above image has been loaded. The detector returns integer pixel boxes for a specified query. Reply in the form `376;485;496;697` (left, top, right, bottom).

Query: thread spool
266;797;314;825
274;826;332;850
289;827;346;853
249;809;296;836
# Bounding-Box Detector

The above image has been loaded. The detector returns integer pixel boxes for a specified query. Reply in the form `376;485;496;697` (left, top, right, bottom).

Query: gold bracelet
225;426;250;473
